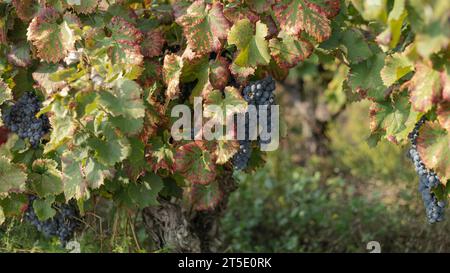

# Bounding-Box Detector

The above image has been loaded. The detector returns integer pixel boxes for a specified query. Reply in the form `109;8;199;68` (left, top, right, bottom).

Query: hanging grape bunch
24;195;82;246
1;92;50;147
408;117;446;223
232;76;276;170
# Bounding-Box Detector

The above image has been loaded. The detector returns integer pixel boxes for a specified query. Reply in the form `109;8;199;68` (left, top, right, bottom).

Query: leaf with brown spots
269;31;313;69
408;63;442;112
163;54;183;100
174;142;217;185
141;29;165;58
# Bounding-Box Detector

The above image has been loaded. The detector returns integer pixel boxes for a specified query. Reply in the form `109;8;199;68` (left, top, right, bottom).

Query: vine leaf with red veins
27;8;80;63
141;29;165;58
176;1;230;56
417;121;450;184
408;63;443;112
273;0;334;43
174;142;217;185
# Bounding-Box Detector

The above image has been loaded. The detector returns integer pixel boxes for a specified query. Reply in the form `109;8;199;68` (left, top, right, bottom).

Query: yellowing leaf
0;157;27;194
163;54;183;100
269;31;313;69
408;63;442;112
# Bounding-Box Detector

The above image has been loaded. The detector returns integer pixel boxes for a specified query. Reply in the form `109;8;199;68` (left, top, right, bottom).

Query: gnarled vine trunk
142;168;237;253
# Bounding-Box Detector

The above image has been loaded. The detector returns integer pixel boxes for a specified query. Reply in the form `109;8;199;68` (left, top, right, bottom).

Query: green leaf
417;121;450;183
380;52;413;86
0;157;27;194
7;42;32;67
340;29;373;64
27;8;80;63
0;193;28;217
99;78;145;119
32;64;68;95
44;99;76;153
369;91;419;142
376;0;407;49
127;173;163;208
33;196;56;221
84;157;112;189
228;19;270;68
269;31;314;69
204;86;247;124
348;51;387;101
30;159;63;198
61;151;86;200
176;1;230;55
408;63;442;112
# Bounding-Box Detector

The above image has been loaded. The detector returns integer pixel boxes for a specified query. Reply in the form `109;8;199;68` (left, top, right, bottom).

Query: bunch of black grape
408;116;446;223
1;92;50;147
232;76;276;170
24;195;81;246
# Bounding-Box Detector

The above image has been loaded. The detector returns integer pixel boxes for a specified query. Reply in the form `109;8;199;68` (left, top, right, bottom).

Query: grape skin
408;116;445;223
24;195;82;246
1;92;50;147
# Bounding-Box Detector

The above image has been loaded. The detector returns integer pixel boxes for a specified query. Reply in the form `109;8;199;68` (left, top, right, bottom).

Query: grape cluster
232;76;276;170
408;116;446;223
1;92;50;147
24;195;81;246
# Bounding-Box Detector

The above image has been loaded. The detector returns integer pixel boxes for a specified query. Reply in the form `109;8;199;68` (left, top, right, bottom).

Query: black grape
24;195;82;246
408;116;445;223
232;76;276;170
1;92;50;147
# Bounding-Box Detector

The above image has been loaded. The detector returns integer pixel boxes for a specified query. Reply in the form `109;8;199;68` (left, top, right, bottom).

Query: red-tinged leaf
274;0;332;42
163;53;183;100
417;121;450;183
176;1;230;55
209;57;230;90
308;0;341;18
188;180;223;211
223;5;260;24
12;0;39;22
268;59;289;81
174;142;217;185
230;62;255;83
27;9;80;63
141;29;165;58
437;102;450;132
269;31;314;69
246;0;275;13
408;63;442;112
146;138;175;173
172;0;191;20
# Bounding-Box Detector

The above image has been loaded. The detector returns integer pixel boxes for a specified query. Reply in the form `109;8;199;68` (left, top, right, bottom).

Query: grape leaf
7;42;32;68
0;157;27;194
98;78;145;119
12;0;39;22
61;151;87;200
174;142;216;185
141;29;165;58
147;137;175;173
188;179;222;210
417;121;450;183
32;64;68;95
348;51;387;101
369;91;419;143
441;69;450;101
44;99;77;154
126;173;163;208
376;0;407;49
84;157;112;189
87;133;130;166
0;193;28;217
214;139;239;165
380;52;413;87
339;28;372;64
437;102;450;132
408;63;442;112
204;86;247;124
209;57;231;90
176;1;230;55
33;196;56;221
228;19;270;68
68;0;99;14
0;206;4;225
0;78;12;105
30;159;63;198
274;0;332;42
27;8;80;63
269;31;313;69
163;54;183;100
